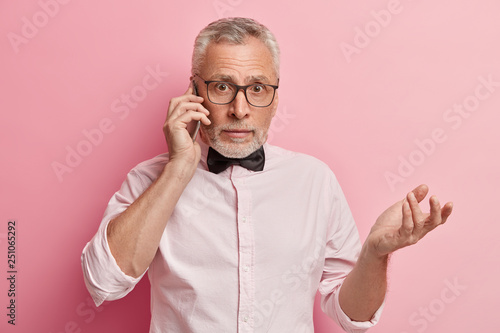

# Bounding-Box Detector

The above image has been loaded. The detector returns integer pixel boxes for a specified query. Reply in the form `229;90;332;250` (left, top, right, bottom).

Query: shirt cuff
81;218;146;306
333;282;385;333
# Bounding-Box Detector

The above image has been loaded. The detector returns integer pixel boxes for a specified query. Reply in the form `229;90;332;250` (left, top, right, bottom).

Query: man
81;17;453;333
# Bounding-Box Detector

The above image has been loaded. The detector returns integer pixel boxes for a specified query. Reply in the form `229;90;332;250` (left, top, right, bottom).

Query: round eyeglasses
195;75;279;107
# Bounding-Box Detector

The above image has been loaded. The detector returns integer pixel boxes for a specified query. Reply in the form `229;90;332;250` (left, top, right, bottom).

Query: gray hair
191;17;280;78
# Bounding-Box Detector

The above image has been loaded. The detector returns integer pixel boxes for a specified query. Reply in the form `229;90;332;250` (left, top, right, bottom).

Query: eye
250;84;265;93
215;83;229;92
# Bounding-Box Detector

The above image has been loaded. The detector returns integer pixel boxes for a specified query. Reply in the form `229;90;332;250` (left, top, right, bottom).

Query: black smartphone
189;80;201;141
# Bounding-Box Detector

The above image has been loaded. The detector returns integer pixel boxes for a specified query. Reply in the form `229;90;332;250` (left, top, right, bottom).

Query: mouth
223;129;252;139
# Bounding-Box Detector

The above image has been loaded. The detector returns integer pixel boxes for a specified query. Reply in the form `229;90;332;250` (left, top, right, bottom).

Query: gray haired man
82;17;453;333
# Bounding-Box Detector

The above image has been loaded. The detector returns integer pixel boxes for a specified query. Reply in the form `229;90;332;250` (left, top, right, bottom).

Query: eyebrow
209;74;270;84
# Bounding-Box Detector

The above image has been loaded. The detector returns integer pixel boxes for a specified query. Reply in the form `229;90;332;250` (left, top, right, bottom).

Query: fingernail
408;192;415;201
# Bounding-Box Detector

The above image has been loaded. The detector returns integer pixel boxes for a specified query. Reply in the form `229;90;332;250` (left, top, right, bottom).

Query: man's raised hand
366;184;453;259
163;84;211;168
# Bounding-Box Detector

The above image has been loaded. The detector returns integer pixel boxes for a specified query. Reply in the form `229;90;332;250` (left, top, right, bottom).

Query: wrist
360;240;390;266
162;157;198;184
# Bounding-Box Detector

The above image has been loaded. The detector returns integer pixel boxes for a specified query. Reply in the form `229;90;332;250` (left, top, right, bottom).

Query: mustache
209;122;256;132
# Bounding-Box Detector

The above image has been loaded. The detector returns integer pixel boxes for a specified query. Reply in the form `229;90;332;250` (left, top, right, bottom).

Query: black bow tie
207;146;265;174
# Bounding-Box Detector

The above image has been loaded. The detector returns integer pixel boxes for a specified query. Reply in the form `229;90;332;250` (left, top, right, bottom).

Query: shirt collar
196;137;269;173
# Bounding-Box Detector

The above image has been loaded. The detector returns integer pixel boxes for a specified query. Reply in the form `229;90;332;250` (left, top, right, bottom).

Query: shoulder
264;143;334;176
101;153;171;217
129;152;170;185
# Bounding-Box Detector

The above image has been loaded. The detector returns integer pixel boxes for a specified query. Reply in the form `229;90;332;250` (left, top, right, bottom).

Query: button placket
232;175;255;332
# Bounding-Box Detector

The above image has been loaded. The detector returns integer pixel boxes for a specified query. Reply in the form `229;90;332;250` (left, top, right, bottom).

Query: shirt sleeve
81;169;150;307
318;174;384;332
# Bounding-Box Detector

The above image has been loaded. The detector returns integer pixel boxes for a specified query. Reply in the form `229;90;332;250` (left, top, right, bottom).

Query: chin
202;126;267;158
212;139;263;158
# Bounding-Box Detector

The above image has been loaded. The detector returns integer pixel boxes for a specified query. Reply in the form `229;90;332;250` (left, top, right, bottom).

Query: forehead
200;37;276;83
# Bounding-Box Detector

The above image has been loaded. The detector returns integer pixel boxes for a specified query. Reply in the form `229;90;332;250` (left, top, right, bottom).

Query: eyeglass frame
193;74;279;108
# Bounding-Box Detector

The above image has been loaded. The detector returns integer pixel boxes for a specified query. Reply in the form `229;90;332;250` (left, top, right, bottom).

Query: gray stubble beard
201;121;267;158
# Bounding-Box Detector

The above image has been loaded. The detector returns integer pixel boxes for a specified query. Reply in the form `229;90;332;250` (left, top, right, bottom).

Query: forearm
339;243;388;322
107;160;194;278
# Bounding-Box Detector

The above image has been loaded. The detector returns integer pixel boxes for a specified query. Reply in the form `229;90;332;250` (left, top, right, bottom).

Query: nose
228;89;250;119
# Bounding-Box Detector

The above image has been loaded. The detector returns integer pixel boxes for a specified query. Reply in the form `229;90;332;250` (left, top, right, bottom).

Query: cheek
261;102;278;128
205;105;226;124
263;116;273;129
260;111;276;128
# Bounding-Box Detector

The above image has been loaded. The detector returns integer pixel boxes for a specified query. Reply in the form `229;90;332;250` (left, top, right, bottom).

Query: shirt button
242;216;246;223
244;266;249;272
243;316;249;322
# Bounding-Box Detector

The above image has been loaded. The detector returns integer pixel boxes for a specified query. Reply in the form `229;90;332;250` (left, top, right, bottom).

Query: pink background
1;0;499;332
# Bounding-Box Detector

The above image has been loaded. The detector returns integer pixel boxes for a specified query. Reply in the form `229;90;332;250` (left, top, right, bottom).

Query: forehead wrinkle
207;58;272;83
210;73;271;84
202;38;276;83
212;57;269;72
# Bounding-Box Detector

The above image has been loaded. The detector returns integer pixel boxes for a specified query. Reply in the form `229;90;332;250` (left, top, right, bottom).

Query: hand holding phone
163;81;210;165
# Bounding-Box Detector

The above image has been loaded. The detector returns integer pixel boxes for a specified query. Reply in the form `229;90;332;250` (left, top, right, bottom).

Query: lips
223;129;252;138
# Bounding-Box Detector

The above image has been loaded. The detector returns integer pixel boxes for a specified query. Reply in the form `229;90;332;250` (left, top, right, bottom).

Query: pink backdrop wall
1;0;499;332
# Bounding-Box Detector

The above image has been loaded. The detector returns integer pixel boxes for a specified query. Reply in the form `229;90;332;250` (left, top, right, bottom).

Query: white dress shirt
81;141;383;332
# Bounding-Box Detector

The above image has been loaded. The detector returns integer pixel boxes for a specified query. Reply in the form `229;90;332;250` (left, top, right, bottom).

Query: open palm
367;184;453;257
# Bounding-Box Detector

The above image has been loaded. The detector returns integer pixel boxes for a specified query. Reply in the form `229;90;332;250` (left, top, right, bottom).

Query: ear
271;78;280;116
270;90;279;118
269;78;279;117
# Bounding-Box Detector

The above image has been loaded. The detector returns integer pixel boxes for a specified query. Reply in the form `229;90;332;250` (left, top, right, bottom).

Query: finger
428;195;442;227
167;85;205;118
168;94;204;112
411;184;429;203
190;111;211;126
178;102;209;116
401;199;414;237
175;110;211;128
407;191;425;229
165;112;210;135
168;101;209;121
440;202;453;224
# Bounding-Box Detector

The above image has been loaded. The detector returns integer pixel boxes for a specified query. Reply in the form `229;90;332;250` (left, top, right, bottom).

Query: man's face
196;37;279;158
